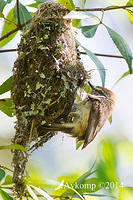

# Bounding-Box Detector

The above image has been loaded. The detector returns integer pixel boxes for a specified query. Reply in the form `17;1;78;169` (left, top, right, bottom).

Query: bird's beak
88;81;95;90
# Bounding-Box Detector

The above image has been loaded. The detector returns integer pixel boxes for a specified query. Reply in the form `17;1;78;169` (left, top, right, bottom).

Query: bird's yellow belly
72;106;90;138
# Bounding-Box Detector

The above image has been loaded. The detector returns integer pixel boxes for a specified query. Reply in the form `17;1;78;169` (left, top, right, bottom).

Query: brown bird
44;82;115;149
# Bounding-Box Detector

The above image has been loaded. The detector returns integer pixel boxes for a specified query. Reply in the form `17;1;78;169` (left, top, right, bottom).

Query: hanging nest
11;1;88;198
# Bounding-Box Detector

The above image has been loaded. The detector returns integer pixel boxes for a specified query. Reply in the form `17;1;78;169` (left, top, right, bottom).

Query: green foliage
0;189;13;200
27;2;40;8
105;26;133;74
77;40;106;87
108;115;112;124
57;0;75;10
14;3;32;28
0;168;5;182
0;76;13;95
0;144;27;152
126;9;133;24
115;69;133;85
76;140;84;150
26;185;40;200
0;98;14;117
96;138;119;194
0;7;17;48
0;0;12;18
81;24;99;38
0;0;6;18
2;175;13;185
119;187;133;200
72;19;81;29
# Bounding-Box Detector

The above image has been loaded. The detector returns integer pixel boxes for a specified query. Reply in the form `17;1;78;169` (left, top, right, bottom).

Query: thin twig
0;48;18;53
0;186;13;190
76;5;133;12
16;0;21;27
0;48;126;59
0;164;14;173
0;19;31;42
80;51;124;59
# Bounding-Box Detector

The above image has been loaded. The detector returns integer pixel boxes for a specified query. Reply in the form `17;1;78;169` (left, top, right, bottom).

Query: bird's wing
82;102;100;149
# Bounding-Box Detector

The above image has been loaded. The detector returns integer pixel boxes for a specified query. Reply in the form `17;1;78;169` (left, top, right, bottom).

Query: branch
0;48;18;53
80;52;125;59
76;5;133;12
16;0;21;27
0;19;31;42
0;48;126;59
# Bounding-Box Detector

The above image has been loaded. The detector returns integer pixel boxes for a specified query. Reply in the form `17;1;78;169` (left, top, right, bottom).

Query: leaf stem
76;5;133;12
80;52;125;59
16;0;21;28
0;186;13;189
0;49;18;53
0;19;31;42
0;165;14;173
0;48;127;59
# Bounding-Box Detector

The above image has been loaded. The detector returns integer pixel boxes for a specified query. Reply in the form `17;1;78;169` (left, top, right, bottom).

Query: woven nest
11;2;88;145
11;2;89;197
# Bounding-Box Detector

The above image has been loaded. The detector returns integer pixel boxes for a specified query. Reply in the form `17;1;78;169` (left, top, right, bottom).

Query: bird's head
88;81;115;101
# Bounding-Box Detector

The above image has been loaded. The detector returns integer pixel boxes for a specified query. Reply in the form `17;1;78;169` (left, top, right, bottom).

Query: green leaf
126;0;133;5
114;69;133;85
0;98;14;117
72;19;81;29
108;115;112;124
0;168;5;182
14;3;32;28
0;144;27;152
0;0;13;17
0;76;13;95
0;8;17;48
7;0;13;3
75;162;96;185
81;24;99;38
27;2;40;8
0;0;6;18
27;185;39;200
96;138;118;187
78;178;101;194
126;9;133;23
0;189;13;200
83;84;91;93
31;185;54;200
62;163;96;197
105;26;133;74
77;40;106;87
2;175;13;185
76;140;84;150
84;193;116;198
64;11;97;19
57;0;75;10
